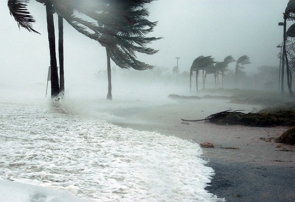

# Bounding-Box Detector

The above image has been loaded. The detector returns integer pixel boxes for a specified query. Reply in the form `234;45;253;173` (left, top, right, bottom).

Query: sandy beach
107;97;295;202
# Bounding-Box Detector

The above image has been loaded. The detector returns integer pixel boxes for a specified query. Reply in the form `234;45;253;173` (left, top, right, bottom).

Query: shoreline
107;98;295;202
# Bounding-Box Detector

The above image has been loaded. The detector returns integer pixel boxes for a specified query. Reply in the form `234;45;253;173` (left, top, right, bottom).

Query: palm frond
7;0;39;33
286;23;295;37
286;0;295;15
224;55;235;63
191;56;215;70
237;55;251;65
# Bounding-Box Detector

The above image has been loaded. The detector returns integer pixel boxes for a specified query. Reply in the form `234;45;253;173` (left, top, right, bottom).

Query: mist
1;1;295;201
1;0;290;94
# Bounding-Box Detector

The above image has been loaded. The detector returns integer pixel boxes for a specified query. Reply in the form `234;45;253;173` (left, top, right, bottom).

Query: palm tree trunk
235;64;238;88
106;48;112;100
196;69;198;91
214;71;217;88
190;68;193;91
217;71;220;87
46;0;59;98
202;70;205;89
284;50;293;96
58;15;64;94
222;70;224;88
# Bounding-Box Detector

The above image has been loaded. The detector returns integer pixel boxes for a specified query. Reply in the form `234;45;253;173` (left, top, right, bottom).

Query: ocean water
0;79;224;202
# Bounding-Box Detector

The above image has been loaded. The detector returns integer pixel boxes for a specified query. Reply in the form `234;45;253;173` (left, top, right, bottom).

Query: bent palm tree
98;0;161;100
215;55;235;88
9;0;161;100
8;0;62;97
190;56;215;91
204;64;216;88
235;55;250;87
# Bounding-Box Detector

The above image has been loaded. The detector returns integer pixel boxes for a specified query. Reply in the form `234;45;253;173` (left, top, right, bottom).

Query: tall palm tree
190;56;215;91
95;0;161;100
282;0;295;96
8;0;61;98
204;64;216;88
9;0;161;100
235;55;250;87
215;55;235;88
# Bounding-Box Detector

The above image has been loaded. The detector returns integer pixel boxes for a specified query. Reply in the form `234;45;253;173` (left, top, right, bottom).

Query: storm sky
0;0;290;85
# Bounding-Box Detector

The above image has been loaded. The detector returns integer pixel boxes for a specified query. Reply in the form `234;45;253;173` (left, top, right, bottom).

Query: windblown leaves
7;0;39;33
236;55;251;65
8;0;161;70
191;56;215;71
287;23;295;37
286;0;295;16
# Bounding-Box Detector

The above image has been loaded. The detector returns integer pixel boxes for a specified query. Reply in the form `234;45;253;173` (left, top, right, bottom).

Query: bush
276;127;295;145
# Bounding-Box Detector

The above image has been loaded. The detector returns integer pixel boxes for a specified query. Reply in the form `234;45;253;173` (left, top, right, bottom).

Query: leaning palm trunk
196;70;199;91
284;51;293;96
235;65;238;87
221;70;224;88
202;70;205;89
58;15;64;94
190;69;194;91
46;1;59;97
214;71;217;88
106;48;112;100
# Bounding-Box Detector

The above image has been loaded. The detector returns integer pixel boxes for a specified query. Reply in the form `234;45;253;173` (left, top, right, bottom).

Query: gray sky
0;0;290;86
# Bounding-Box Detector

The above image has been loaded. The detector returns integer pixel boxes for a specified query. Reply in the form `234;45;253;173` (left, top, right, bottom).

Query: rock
201;142;214;148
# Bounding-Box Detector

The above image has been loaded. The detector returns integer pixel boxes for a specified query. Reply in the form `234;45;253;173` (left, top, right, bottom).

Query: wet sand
108;98;295;202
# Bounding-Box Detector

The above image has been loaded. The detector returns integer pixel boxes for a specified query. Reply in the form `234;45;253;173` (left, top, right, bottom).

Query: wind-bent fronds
235;55;250;86
93;0;161;70
7;0;39;33
191;56;215;72
286;0;295;15
8;0;161;70
287;23;295;37
190;55;215;91
224;55;235;64
236;55;251;65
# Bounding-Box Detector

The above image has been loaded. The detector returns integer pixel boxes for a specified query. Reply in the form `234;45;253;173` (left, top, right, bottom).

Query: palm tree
282;0;295;96
215;55;235;88
205;63;218;88
190;56;215;91
8;0;61;98
235;55;250;87
8;0;161;100
204;64;216;88
95;0;161;100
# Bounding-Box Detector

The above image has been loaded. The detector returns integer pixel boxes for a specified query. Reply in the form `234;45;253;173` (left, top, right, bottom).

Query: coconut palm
235;55;250;86
8;0;64;97
281;0;295;96
215;55;235;88
98;0;161;100
204;64;217;88
190;56;215;91
8;0;161;100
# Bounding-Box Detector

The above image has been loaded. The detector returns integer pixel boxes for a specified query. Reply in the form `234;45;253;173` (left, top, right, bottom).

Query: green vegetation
276;127;295;145
204;110;295;127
